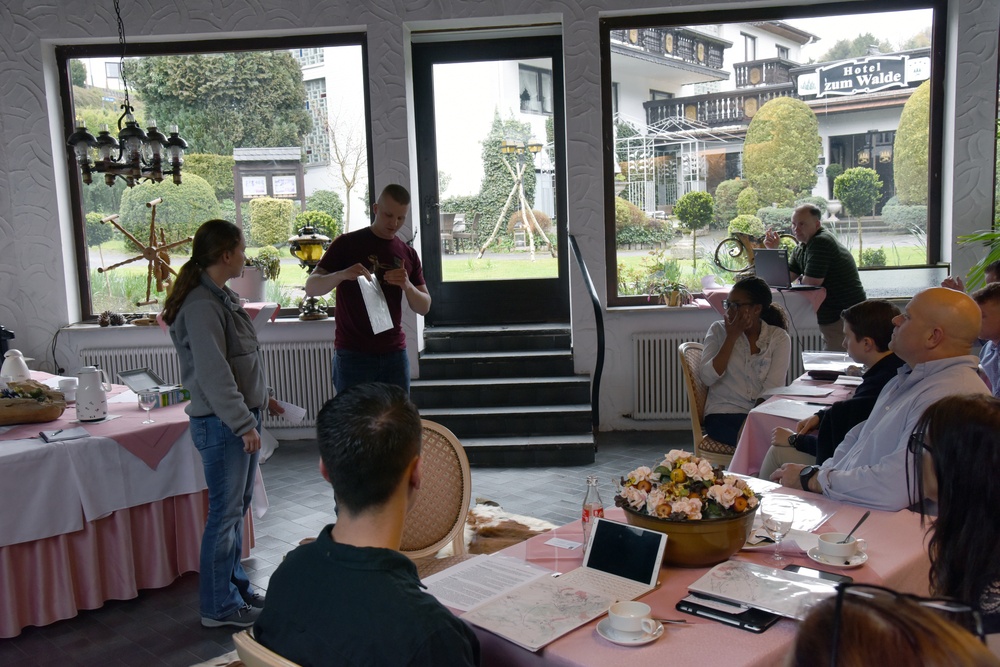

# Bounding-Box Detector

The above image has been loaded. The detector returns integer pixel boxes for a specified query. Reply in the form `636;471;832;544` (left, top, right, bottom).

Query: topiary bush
834;168;883;218
675;190;713;265
794;196;829;217
119;174;221;244
219;199;237;224
736;186;760;216
305;190;345;225
295;210;341;240
881;204;928;229
183;153;236;200
860;248;887;267
248;197;294;247
713;178;748;228
728;215;764;238
743;97;822;207
756;207;796;229
893;80;930;205
85;211;114;247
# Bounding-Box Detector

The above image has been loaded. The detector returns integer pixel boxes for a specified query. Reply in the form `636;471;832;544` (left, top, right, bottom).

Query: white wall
1;0;997;431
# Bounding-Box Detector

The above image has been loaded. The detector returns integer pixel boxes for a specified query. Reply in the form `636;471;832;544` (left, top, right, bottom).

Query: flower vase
229;266;266;302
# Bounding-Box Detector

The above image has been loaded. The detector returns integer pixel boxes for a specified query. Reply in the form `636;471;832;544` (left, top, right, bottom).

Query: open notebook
461;518;667;651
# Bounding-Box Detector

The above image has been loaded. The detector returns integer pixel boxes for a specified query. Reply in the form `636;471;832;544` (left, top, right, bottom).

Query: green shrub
893;80;930;205
248;197;294;247
183;154;236;199
794;196;829;217
860;248;887;267
736;187;760;216
674;191;714;233
305;190;345;225
834;168;883;217
713;179;748;228
825;163;844;182
728;215;764;237
85;211;114;246
743;97;822;207
219;199;237;224
295;210;341;240
615;196;649;230
247;245;282;280
119;174;221;244
756;207;796;229
881;204;928;230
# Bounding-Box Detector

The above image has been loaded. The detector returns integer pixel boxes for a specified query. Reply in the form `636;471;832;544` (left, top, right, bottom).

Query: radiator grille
631;329;825;420
80;342;335;429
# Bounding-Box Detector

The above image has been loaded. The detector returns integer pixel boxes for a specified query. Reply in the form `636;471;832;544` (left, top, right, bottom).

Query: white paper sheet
753;399;824;421
761;385;835;397
423;554;554;612
274;400;307;424
834;375;864;386
358;275;393;335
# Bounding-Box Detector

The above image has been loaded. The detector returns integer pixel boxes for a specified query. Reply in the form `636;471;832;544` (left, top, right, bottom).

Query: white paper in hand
274;400;307;424
359;275;393;335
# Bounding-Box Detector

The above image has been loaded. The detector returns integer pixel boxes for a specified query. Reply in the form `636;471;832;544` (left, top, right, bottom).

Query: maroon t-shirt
317;227;425;354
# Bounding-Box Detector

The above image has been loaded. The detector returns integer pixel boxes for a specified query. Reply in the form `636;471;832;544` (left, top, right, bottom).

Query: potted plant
231;246;281;302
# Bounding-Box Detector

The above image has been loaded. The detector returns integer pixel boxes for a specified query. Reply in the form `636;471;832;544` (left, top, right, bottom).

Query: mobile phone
675;595;781;633
783;564;853;585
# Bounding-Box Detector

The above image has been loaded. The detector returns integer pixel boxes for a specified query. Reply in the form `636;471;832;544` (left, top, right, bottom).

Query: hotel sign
797;55;930;98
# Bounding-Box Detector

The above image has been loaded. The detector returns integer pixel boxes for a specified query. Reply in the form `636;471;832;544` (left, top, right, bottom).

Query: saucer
807;546;868;569
596;618;664;646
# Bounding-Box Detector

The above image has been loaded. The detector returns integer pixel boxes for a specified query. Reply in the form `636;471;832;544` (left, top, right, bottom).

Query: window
58;35;370;320
742;32;757;62
612;82;620;116
519;64;553;115
104;61;121;88
303;78;330;165
650;89;674;101
602;4;941;306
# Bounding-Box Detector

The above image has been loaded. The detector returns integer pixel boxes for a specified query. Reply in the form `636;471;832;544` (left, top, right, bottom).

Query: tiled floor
0;430;686;667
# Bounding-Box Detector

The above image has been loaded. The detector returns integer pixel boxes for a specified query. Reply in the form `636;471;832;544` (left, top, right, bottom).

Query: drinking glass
138;391;158;424
761;500;795;565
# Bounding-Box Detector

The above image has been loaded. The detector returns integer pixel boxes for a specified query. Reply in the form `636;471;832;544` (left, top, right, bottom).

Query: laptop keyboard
558;568;651;602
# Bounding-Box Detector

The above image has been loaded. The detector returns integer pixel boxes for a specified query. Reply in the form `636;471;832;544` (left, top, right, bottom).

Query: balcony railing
645;84;798;128
610;28;726;70
734;58;796;88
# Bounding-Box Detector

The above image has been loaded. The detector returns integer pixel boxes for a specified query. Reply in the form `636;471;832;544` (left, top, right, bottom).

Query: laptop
555;517;667;601
753;248;820;290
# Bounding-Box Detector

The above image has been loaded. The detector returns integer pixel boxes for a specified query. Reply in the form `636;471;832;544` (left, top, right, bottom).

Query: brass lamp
288;225;332;321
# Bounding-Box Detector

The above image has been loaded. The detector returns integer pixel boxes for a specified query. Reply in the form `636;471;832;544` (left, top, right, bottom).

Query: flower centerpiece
615;450;761;567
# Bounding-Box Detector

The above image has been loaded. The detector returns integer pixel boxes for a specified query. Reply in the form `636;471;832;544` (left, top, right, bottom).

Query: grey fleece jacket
169;274;269;437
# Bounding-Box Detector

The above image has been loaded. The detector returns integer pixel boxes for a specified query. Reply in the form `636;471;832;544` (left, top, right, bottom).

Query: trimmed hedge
743;97;822;207
295;210;341;240
713;178;748;228
894;80;930;205
794;196;829;217
881;204;927;230
756;207;795;229
736;187;760;216
728;215;764;237
183;154;236;200
248;197;294;247
85;211;114;247
119;174;221;244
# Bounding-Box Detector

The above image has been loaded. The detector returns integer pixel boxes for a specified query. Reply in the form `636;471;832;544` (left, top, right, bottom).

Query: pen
52;429;63;436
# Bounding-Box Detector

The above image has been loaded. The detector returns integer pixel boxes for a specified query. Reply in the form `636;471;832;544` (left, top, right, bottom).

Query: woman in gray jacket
162;219;281;629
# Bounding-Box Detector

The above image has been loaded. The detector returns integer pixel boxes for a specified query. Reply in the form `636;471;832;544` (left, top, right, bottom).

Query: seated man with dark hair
253;383;480;667
972;282;1000;397
758;299;905;478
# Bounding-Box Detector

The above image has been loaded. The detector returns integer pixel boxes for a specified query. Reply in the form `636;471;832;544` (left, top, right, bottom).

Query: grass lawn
441;255;558;281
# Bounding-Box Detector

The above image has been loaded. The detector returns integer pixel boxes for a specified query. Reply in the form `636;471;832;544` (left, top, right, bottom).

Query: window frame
56;32;372;321
518;63;554;115
600;0;947;308
741;32;757;62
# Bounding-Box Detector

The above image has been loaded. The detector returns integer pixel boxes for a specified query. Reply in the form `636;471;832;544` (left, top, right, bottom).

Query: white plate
807;546;868;569
595;618;664;646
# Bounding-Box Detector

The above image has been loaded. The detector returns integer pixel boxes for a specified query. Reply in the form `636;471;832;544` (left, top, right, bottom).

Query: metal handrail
568;234;605;432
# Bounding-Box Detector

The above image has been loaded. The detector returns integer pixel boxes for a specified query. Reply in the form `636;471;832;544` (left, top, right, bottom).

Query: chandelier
66;0;187;187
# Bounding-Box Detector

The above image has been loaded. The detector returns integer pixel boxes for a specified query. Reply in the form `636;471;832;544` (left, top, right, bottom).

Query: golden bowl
621;503;758;568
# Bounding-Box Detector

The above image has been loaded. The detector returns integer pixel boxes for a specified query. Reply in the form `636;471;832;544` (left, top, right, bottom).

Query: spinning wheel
97;197;193;306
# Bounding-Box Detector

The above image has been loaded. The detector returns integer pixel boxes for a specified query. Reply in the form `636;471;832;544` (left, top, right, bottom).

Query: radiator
80;342;335;429
631;329;825;420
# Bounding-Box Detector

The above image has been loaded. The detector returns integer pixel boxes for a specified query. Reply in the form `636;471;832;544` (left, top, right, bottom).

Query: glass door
413;35;568;325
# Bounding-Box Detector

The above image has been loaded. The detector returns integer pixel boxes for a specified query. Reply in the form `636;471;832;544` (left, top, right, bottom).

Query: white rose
622;485;648;510
697;460;715;481
628;466;653;484
681;461;699;478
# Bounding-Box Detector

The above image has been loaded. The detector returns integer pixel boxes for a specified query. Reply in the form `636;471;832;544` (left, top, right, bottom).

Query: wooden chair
440;212;456;254
400;420;474;577
232;629;301;667
677;342;736;467
452;212;477;253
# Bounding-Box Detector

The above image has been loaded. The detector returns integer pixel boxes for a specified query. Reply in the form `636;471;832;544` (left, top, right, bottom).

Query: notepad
39;426;90;442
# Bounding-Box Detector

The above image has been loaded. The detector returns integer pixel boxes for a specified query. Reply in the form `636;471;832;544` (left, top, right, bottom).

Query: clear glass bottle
581;475;605;546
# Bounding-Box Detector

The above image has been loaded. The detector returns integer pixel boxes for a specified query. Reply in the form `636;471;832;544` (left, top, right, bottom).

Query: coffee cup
58;378;78;403
818;532;866;560
608;601;657;636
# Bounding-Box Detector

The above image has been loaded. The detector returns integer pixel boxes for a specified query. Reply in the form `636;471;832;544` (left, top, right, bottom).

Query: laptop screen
753;248;792;289
583;518;666;587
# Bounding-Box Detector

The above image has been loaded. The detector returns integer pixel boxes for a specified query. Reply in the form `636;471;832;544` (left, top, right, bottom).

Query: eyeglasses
830;583;984;665
907;428;931;455
722;299;753;310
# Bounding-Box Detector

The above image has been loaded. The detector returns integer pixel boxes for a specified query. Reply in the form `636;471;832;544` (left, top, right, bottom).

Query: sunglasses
830;583;984;665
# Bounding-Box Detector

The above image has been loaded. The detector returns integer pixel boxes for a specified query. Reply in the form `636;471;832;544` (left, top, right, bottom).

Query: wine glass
761;500;795;565
138;391;158;424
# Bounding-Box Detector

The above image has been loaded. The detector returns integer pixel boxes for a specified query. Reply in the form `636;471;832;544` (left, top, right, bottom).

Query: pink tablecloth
473;501;929;667
728;377;855;476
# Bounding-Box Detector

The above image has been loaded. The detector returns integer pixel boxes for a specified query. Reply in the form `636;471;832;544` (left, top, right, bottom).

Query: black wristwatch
787;434;799;448
800;465;819;492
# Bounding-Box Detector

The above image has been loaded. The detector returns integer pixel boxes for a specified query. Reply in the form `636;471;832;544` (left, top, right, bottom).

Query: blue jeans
190;411;259;620
704;412;747;448
332;349;410;394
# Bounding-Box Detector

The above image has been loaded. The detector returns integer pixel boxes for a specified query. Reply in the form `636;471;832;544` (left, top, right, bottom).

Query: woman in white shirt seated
700;276;791;447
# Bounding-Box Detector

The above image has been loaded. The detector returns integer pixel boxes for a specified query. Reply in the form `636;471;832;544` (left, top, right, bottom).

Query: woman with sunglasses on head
699;276;791;447
907;393;1000;644
789;584;998;667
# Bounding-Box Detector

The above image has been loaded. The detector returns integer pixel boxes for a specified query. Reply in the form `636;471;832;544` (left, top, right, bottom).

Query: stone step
460;434;596;467
410;376;590;409
418;350;575;380
418;404;592;439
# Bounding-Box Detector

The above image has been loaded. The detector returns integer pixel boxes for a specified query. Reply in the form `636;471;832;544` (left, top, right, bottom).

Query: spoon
838;510;870;543
654;618;690;625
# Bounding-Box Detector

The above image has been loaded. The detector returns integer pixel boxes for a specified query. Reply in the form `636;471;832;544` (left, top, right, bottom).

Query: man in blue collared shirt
972;283;1000;397
770;288;990;511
